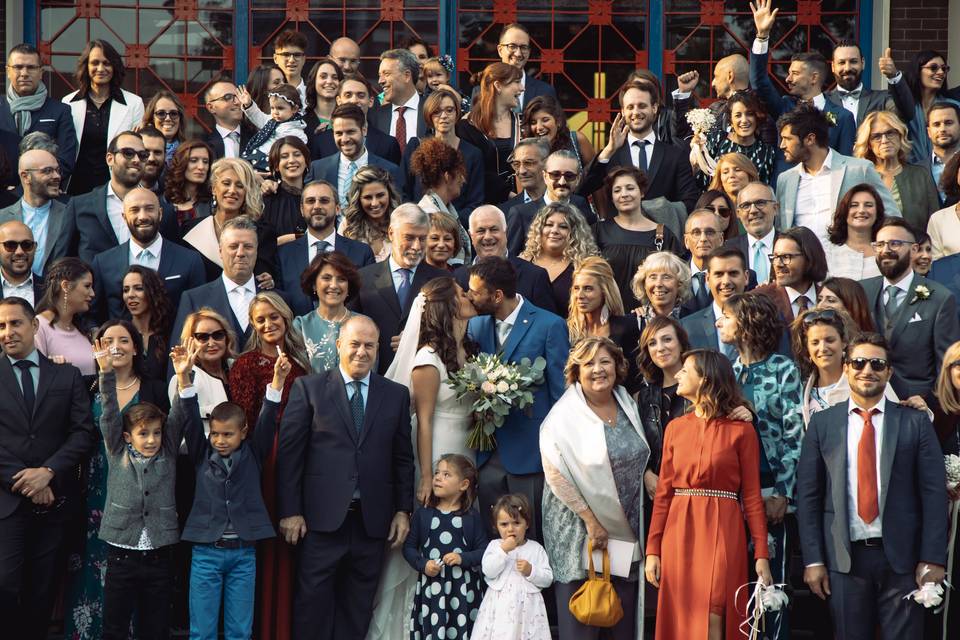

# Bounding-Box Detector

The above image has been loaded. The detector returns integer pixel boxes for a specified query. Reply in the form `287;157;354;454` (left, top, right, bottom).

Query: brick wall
889;0;951;69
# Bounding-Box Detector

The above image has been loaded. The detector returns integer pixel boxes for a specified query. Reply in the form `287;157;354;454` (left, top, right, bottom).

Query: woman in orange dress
645;349;772;639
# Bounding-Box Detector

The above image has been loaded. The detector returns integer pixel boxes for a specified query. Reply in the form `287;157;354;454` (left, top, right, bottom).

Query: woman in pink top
35;257;96;375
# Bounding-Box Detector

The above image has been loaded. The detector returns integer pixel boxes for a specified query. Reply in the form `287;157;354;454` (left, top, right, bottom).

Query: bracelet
756;35;769;42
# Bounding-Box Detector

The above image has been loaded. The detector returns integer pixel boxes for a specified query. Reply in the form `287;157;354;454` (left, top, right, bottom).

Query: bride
366;276;478;639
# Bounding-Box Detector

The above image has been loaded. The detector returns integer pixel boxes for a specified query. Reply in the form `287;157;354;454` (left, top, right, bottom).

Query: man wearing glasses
203;79;251;160
861;218;959;401
0;149;73;276
727;181;780;285
273;30;309;109
495;23;556;111
0;44;77;191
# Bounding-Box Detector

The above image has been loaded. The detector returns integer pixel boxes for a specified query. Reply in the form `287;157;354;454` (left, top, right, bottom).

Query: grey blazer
0;199;74;275
775;152;901;230
824;87;893;125
893;162;941;231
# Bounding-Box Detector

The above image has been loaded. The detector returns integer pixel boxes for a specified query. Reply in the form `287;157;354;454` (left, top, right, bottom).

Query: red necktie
395;106;408;155
853;408;879;523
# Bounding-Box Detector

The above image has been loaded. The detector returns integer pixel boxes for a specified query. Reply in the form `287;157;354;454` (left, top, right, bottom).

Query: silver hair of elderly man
468;204;507;230
389;202;430;229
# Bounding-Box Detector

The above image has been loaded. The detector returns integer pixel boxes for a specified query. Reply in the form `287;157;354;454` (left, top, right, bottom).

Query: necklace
116;377;140;391
586;396;617;425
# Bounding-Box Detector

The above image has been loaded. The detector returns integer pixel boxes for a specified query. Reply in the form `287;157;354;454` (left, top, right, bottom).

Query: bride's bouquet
447;353;546;451
687;107;718;177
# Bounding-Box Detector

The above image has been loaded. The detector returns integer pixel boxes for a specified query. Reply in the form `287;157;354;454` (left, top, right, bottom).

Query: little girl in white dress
472;494;553;640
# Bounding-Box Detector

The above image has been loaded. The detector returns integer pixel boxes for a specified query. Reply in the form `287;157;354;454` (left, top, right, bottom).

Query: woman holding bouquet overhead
645;349;771;640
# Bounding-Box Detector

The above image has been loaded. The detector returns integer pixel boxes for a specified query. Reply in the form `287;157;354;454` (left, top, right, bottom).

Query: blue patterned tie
396;268;412;309
349;380;364;434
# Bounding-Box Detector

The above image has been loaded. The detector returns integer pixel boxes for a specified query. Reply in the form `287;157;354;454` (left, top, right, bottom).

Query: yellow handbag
568;541;624;627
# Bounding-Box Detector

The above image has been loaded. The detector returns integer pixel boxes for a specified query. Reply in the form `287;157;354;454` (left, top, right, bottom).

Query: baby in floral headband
236;82;307;172
422;55;471;113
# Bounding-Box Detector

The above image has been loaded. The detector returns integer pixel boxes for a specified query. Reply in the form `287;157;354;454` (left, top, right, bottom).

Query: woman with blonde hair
629;251;691;334
339;165;403;262
707;152;760;204
168;307;238;427
520;202;598;317
853;110;940;230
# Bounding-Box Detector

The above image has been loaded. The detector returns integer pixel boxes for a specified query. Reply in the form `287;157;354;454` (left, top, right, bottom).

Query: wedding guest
759;225;829;323
682;209;728;314
695;189;739;241
913;230;934;276
630;251;691;333
142;90;185;165
122;265;173;380
682;246;751;360
339;165;402;263
823;183;885;281
933;342;960;637
246;64;285;113
815;276;877;332
272;30;308;106
163;140;214;227
303;57;342;136
707;152;760;207
35;257;95;375
262;136;310;241
167;309;235;431
424;211;462;271
293;251;360;373
410;137;472;263
540;336;649;639
928;151;960;259
522;94;596;166
728;181;780;285
692;91;775;188
328;37;360;74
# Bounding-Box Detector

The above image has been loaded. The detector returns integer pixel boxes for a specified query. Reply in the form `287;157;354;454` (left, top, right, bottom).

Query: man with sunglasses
861;217;959;401
203;79;252;160
0;148;73;276
0;222;43;306
505;149;593;256
797;332;948;640
67;130;180;265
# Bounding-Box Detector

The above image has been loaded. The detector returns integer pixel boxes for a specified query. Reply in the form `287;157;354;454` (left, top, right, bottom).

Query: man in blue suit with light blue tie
466;256;569;541
307;104;406;203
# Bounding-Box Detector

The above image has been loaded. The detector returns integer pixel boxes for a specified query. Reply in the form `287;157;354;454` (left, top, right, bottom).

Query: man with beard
277;180;375;316
825;41;892;126
203;79;251;160
348;204;447;373
308;74;401;165
0;148;73;275
580;79;699;211
0;222;43;306
67;130;180;264
861;217;959;400
797;332;947;640
89;187;205;322
755;226;828;322
137;126;166;194
499;137;550;214
505;149;594;256
308;104;406;204
453;205;557;314
927;102;960;200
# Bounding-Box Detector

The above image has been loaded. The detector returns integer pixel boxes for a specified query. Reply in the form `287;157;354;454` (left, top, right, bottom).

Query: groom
466;256;569;540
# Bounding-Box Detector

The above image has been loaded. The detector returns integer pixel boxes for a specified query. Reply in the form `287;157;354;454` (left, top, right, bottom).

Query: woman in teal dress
292;250;362;372
64;320;169;639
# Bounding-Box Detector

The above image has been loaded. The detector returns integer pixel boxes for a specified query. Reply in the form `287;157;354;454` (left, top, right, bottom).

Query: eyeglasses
870;239;915;251
545;170;579;182
922;64;951;74
209;93;238;104
193;330;227;343
768;252;803;265
869;129;900;142
275;51;305;60
154;110;180;121
303;196;335;206
687;228;719;238
801;309;839;325
1;240;36;252
509;159;540;170
24;166;61;177
114;147;150;161
7;64;40;73
737;199;775;211
499;43;531;54
846;357;889;372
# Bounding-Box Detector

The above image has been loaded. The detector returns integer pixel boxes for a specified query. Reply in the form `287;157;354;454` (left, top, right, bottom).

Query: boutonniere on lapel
910;285;931;304
823;111;837;126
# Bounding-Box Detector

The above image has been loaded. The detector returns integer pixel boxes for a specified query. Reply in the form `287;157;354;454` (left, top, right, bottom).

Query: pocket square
37;119;55;123
164;274;181;280
908;312;923;323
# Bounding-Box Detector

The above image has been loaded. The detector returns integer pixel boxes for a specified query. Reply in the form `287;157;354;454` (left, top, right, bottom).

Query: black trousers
0;501;67;640
478;449;546;542
102;545;174;640
293;506;387;640
828;542;922;640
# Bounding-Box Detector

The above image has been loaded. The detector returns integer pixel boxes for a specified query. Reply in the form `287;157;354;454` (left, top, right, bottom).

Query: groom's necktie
495;319;513;350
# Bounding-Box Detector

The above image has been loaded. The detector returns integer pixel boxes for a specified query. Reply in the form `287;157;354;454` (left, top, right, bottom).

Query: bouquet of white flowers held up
686;107;718;177
447;353;546;451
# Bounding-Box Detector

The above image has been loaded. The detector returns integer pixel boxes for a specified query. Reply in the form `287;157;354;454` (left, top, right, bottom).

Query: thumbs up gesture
879;48;898;80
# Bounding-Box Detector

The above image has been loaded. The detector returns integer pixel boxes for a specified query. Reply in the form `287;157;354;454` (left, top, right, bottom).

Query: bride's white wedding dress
365;296;474;640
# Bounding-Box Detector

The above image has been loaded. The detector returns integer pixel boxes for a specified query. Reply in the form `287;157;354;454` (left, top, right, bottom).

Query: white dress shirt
846;399;885;540
836;83;863;123
216;124;242;158
129;235;163;270
795;149;836;244
306;228;336;263
296;80;307;115
389;93;420;144
786;283;817;318
627;131;656;169
496;295;525;348
106;182;131;244
1;271;35;307
222;273;256;332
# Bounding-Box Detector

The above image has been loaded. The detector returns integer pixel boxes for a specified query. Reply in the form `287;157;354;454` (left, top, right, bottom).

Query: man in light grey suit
0;148;73;276
775;105;899;247
825;40;893;126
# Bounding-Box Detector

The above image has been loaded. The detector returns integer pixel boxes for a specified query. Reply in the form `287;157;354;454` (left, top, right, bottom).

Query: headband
438;54;455;76
268;91;299;110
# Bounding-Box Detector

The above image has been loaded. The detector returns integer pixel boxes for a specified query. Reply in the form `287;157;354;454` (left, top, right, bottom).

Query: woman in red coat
645;349;772;639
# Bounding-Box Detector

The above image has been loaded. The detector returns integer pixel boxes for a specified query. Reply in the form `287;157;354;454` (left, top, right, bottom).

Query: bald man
329;37;361;74
89;187;205;327
0;149;73;276
0;221;43;306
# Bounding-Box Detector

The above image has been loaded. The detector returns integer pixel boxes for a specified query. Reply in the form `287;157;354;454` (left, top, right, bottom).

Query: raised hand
271;351;292;391
878;47;898;79
751;0;779;38
599;113;628;162
93;338;113;373
677;70;700;94
236;85;253;109
170;339;199;377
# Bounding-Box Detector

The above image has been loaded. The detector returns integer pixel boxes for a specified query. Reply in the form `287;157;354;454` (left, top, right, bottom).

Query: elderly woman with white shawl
540;336;649;640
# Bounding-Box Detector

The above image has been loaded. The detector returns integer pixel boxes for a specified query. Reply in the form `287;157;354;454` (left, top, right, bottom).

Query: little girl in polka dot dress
402;454;488;640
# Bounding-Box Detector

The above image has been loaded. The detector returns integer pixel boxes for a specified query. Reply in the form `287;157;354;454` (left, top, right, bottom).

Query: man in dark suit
277;181;375;316
505;149;596;256
277;315;414;640
860;218;960;401
470;23;557;110
368;49;427;154
203;79;253;160
682;246;750;360
681;208;727;315
797;333;947;639
67;130;180;265
0;222;44;307
454;205;558;314
90;188;205;322
309;74;402;166
308;104;406;203
0;149;73;276
348;204;447;373
826;40;893;126
749;0;856;156
725;181;780;285
498;137;550;214
580;80;700;211
754;226;827;323
0;297;95;640
0;44;77;189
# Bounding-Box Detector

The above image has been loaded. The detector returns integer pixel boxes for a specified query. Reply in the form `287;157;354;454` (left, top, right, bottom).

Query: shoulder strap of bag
655;224;664;251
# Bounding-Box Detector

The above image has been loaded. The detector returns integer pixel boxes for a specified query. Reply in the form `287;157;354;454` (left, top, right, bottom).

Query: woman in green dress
293;250;362;372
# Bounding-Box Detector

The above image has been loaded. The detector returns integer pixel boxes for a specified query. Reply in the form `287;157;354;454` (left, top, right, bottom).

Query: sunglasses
115;147;150;161
545;170;578;182
154;110;181;121
922;64;951;74
1;240;36;252
846;357;889;372
193;330;227;343
802;309;839;325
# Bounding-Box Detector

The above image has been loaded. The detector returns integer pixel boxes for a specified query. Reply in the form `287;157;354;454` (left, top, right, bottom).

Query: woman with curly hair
629;251;691;334
261;136;310;242
822;183;885;280
339;165;402;262
815;276;877;333
142;90;186;165
718;291;803;618
694;91;775;189
707;152;760;205
35;257;95;375
304;57;343;136
163;139;214;227
122;265;173;380
520;201;599;317
522;94;596;166
410;137;472;264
